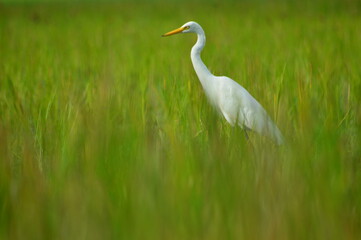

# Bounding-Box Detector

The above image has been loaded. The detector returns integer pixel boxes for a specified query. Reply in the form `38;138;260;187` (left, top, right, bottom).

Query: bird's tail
266;119;284;146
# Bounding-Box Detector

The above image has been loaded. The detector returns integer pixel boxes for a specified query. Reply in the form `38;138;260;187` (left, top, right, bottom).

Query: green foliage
0;2;361;239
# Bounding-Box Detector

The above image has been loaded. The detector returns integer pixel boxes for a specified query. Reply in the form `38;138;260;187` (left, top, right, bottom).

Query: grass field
1;1;361;239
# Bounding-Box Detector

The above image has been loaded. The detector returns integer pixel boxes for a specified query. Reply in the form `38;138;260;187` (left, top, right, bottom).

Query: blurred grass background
1;0;361;239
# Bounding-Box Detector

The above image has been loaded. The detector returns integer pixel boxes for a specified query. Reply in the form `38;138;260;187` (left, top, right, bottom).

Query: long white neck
190;30;213;89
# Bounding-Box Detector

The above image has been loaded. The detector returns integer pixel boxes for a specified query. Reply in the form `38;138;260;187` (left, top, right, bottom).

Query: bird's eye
185;26;190;29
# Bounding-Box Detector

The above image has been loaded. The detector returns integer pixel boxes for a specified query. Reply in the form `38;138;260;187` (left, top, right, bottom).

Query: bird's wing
217;76;247;127
215;76;284;144
241;95;284;145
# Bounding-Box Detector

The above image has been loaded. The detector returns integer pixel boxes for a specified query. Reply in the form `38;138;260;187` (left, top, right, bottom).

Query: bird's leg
243;128;249;140
243;128;255;151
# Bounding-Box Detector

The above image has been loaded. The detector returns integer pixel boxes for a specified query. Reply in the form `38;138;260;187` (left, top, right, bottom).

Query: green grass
1;1;361;239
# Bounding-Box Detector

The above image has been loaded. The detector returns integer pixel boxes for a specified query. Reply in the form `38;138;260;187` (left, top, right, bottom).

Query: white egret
162;21;284;145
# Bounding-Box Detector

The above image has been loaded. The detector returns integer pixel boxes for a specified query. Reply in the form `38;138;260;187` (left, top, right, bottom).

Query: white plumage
163;21;284;145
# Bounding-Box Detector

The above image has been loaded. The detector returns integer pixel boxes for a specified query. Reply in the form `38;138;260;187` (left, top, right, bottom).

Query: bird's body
163;21;284;145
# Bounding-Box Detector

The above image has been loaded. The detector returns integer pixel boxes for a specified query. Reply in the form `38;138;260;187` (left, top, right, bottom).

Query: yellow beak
162;26;186;37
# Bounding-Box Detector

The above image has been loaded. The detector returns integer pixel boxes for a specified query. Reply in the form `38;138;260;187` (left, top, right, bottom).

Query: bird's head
162;21;202;37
